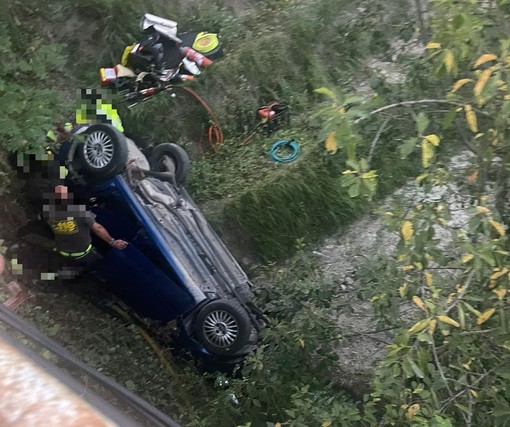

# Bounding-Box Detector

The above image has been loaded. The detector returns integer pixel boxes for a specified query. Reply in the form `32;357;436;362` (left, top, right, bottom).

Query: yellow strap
121;44;136;66
59;244;92;258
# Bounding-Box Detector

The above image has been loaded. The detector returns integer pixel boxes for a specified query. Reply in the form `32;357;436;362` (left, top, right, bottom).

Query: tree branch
439;368;495;412
431;340;469;423
354;99;489;125
342;326;398;338
367;115;392;166
444;269;475;314
431;340;455;397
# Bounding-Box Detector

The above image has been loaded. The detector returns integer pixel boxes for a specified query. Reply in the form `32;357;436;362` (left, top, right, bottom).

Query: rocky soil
314;151;474;393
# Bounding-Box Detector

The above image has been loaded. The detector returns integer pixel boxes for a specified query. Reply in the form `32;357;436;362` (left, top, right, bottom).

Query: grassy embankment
0;0;419;259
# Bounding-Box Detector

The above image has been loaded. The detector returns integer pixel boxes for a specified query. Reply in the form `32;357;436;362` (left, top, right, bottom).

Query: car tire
149;143;190;184
195;299;252;356
76;124;128;180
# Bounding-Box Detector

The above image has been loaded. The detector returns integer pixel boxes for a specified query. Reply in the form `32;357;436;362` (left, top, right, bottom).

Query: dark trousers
57;248;102;280
17;220;102;281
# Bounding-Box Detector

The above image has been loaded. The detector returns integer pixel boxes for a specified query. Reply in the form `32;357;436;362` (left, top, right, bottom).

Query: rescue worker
43;184;128;276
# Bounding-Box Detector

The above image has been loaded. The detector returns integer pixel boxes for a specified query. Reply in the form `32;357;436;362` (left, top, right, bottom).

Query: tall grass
220;132;421;261
227;151;364;261
3;0;419;261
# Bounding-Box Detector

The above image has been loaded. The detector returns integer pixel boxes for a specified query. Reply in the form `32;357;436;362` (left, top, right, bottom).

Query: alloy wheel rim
203;310;238;348
84;131;114;168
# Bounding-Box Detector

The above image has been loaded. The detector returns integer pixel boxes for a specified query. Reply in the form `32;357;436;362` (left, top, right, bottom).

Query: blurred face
55;185;69;200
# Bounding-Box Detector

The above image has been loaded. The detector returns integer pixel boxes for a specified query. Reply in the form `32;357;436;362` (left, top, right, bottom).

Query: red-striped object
180;47;213;68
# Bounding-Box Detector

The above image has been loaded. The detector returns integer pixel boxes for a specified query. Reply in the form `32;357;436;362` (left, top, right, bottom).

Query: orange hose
174;86;224;152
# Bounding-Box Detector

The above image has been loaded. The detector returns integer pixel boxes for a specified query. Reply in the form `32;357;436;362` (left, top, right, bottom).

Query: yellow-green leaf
467;111;478;133
474;53;498;68
477;308;496;325
426;42;441;49
470;389;479;398
361;170;378;180
401;220;414;244
421;139;434;168
490;220;506;236
424;134;440;146
494;288;507;300
428;319;437;335
405;403;421;420
314;87;336;100
464;105;478;133
412;295;426;311
490;268;509;280
322;421;333;427
325;131;337;154
474;67;494;97
462;254;474;264
452;78;473;93
438;315;460;328
399;283;408;298
424;272;433;287
416;173;429;183
408;318;430;333
476;206;490;214
444;50;455;73
299;338;305;348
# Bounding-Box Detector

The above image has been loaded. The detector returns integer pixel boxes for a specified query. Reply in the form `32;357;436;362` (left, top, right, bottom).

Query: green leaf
457;305;466;328
462;303;481;317
341;174;357;187
417;332;433;344
363;178;377;194
348;180;361;198
408;357;425;378
416;112;430;134
452;14;464;30
496;371;510;380
431;415;454;427
454;403;472;416
285;409;296;418
493;405;510;418
479;250;496;266
345;159;360;171
402;357;413;378
399;137;418;159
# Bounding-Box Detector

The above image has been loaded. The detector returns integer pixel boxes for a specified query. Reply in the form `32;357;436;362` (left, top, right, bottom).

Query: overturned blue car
19;123;264;365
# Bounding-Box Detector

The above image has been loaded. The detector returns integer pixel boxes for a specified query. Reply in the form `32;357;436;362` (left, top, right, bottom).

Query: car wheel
195;299;251;356
149;143;190;184
77;124;128;180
